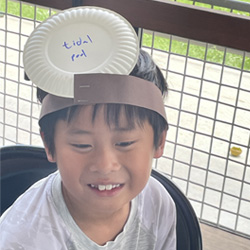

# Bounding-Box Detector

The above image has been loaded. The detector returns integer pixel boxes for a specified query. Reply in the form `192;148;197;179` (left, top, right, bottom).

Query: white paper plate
23;7;139;97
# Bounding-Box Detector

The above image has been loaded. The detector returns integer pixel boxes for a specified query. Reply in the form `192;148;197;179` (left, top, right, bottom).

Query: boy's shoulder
128;174;176;249
143;174;175;207
0;171;73;250
138;174;176;230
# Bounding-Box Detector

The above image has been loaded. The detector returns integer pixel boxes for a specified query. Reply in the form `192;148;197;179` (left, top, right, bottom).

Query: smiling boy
0;6;176;249
48;105;165;246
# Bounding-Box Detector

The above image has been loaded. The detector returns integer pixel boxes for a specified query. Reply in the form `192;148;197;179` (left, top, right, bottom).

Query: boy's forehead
67;104;143;131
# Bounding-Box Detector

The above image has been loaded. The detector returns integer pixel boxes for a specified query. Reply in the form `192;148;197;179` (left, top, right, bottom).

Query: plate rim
23;6;139;97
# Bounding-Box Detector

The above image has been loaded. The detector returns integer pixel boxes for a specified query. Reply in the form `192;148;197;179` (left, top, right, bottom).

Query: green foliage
6;0;20;16
194;2;211;9
188;43;206;60
0;0;56;21
244;56;250;69
21;3;34;19
142;34;250;70
206;46;224;64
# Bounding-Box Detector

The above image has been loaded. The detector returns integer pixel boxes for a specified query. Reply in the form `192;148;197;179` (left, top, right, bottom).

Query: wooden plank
200;223;250;250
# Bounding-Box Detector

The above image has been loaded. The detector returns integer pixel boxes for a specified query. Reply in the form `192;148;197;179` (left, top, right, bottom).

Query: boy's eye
71;144;92;150
116;141;135;147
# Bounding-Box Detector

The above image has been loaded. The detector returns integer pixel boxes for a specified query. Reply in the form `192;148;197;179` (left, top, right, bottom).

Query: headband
23;6;167;124
39;74;167;122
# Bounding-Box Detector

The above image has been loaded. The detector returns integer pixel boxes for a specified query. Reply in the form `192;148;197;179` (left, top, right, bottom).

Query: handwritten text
62;35;93;62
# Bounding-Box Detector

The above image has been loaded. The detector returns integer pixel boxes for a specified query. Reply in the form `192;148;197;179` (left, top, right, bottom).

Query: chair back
0;145;57;214
152;169;202;250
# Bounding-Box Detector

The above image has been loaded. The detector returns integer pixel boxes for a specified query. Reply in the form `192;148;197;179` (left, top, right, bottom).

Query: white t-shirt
0;171;176;249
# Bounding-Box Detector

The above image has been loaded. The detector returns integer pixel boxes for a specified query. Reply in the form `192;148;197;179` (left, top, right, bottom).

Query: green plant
0;0;56;20
142;33;250;70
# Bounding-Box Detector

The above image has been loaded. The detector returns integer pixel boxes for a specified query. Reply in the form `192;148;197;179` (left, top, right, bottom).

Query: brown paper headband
39;74;167;124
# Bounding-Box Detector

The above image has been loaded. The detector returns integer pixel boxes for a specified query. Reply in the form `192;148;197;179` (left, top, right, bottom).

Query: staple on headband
39;74;167;124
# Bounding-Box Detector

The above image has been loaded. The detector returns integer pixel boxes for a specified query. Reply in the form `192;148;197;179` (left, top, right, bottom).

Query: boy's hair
38;50;168;156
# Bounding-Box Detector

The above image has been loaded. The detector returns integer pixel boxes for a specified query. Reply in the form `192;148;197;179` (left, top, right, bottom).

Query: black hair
38;50;168;156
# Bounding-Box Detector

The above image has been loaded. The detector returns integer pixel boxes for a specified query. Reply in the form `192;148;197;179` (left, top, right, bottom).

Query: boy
0;7;176;249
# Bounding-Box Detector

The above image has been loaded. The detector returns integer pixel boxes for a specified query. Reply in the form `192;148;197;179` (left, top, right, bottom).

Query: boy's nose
89;147;121;174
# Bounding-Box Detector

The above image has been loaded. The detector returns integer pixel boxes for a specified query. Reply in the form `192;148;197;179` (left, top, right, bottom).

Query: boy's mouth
88;184;122;191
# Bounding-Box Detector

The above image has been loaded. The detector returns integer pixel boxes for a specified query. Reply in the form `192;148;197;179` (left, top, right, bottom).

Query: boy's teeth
90;184;121;191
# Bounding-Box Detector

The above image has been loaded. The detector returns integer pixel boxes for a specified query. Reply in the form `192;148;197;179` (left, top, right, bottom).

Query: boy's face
44;105;165;219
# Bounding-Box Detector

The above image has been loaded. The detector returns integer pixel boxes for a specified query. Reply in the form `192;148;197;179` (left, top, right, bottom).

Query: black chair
0;145;202;250
0;145;57;214
151;169;202;250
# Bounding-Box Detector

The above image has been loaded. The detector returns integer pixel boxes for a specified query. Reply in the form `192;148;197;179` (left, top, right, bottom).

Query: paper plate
23;7;139;97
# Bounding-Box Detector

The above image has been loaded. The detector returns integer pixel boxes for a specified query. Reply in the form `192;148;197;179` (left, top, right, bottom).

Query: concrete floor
200;223;250;250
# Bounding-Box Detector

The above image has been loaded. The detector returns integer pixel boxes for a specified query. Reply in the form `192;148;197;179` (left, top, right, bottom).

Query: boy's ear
154;130;167;159
40;130;56;163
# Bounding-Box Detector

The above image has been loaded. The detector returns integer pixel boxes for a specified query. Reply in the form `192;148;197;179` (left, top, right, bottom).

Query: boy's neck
77;203;130;246
62;184;131;245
